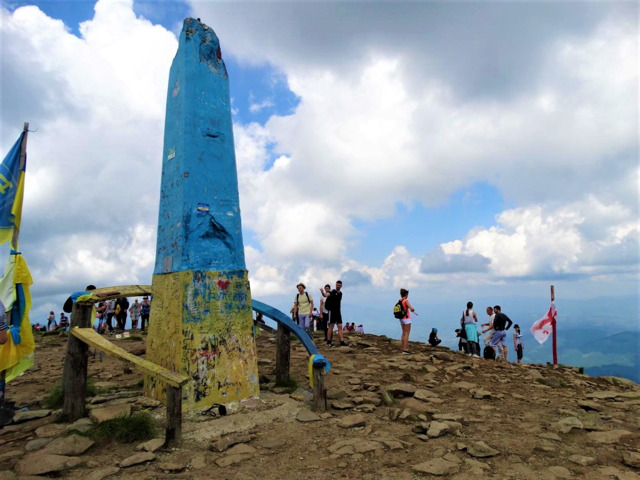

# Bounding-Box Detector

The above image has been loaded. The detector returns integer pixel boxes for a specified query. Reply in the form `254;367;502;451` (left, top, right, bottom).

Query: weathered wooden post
275;324;291;385
165;385;182;446
312;359;327;412
62;301;93;421
145;18;259;412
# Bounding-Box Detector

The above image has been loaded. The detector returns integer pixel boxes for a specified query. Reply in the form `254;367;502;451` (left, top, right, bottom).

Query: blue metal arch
251;299;318;356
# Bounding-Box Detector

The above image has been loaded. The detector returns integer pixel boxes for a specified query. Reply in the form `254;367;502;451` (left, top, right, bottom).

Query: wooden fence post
62;302;93;421
275;323;290;385
312;360;327;412
165;385;182;447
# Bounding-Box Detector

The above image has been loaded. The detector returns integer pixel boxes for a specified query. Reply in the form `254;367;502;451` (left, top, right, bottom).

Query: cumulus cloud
0;0;636;327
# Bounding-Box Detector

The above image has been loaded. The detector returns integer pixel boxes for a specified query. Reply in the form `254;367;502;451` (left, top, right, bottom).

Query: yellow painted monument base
144;270;259;411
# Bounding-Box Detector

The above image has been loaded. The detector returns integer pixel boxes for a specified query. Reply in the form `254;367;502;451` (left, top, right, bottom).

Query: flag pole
0;122;28;426
550;285;557;365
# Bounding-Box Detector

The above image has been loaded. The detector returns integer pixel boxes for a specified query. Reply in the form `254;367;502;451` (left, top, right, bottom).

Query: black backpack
393;299;406;319
483;345;496;360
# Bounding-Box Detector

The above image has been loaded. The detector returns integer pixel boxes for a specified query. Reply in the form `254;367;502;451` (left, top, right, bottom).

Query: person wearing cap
140;296;151;332
428;327;441;347
293;283;314;339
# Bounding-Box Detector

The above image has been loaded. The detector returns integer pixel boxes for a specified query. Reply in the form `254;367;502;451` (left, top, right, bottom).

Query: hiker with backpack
294;283;314;339
394;288;416;355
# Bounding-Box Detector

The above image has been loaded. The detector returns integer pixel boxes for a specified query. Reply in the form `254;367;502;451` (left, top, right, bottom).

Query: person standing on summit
320;280;347;347
293;283;314;339
490;305;513;361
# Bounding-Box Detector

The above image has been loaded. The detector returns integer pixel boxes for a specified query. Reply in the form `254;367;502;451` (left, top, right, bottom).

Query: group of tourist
396;290;524;363
292;281;360;347
456;302;523;363
37;311;70;332
95;296;151;333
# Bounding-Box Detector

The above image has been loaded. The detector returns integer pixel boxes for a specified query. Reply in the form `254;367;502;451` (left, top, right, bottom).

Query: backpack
295;292;310;305
393;299;406;319
324;292;335;312
483;345;496;360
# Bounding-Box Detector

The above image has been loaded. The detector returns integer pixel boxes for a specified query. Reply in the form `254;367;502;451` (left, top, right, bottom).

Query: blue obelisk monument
145;18;259;410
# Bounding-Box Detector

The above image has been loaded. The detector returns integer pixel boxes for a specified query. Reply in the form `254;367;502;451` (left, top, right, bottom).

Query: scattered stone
319;412;333;419
587;429;634;444
89;404;131;424
471;388;492;399
190;454;208;469
119;451;156;467
0;449;24;462
385;383;416;397
214;444;257;467
136;397;162;409
414;389;439;401
25;437;53;451
136;437;165;452
11;409;51;424
536;377;566;388
331;400;355;410
326;388;349;399
357;403;377;413
433;413;464;422
339;413;367;428
568;454;597;466
412;458;460;476
290;388;313;403
465;441;500;458
552;416;584;434
396;397;436;414
622;450;640;469
67;418;94;434
210;433;253;452
35;422;67;438
451;381;476;391
538;432;562;442
15;453;82;476
296;409;321;422
41;434;95;455
546;465;572;479
157;461;187;472
85;466;120;480
577;400;603;412
427;421;450;438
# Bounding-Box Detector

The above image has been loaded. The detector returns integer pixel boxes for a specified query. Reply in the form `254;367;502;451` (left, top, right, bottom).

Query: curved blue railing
251;299;318;356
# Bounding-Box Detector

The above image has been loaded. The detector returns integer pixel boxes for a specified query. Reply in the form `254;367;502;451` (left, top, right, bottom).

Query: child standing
513;324;524;364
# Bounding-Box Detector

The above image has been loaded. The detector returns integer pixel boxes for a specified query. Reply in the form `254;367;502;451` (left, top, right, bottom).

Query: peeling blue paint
155;18;245;274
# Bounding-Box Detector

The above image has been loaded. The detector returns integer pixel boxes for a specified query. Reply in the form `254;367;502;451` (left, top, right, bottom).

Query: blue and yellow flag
0;132;26;248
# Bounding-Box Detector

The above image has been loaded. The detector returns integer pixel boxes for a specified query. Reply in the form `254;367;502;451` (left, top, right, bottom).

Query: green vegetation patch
274;377;299;392
45;376;99;409
86;412;156;443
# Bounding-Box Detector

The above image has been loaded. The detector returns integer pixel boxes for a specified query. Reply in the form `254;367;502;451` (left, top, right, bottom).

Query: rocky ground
0;330;639;480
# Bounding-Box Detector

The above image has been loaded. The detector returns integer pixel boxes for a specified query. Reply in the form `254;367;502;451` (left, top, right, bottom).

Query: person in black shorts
320;280;347;347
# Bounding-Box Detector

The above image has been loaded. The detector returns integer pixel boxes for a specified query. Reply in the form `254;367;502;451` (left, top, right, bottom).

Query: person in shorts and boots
490;305;513;360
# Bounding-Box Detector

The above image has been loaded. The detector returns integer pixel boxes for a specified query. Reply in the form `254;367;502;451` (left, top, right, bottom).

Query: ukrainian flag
0;253;35;381
0;131;26;248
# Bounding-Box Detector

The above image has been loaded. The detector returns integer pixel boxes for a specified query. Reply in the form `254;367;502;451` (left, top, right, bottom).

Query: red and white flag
530;303;557;344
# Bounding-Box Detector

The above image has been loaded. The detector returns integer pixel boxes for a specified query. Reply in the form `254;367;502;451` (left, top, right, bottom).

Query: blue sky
0;0;637;340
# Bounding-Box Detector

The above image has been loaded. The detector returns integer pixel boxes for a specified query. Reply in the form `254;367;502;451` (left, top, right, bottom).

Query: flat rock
331;400;354;410
0;449;24;461
577;400;603;411
41;434;94;455
466;441;500;458
35;423;67;438
190;453;208;469
296;409;321;422
89;404;131;424
12;409;51;424
451;381;476;391
119;451;156;467
339;413;367;428
15;453;82;475
290;388;313;402
157;461;187;472
67;418;94;434
396;397;436;414
414;389;439;401
136;437;165;452
85;466;120;480
385;383;416;397
427;421;450;438
546;466;572;479
622;450;640;469
471;388;492;399
587;429;634;444
25;437;53;451
552;416;583;434
568;454;597;466
412;458;460;476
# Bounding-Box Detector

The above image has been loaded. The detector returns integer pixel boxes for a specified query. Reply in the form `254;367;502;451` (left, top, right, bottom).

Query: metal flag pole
0;121;29;426
551;285;557;365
